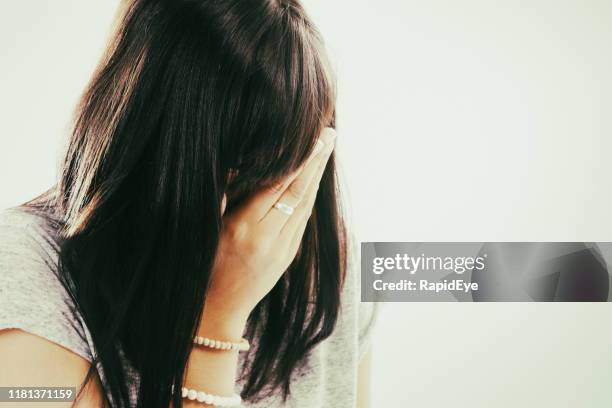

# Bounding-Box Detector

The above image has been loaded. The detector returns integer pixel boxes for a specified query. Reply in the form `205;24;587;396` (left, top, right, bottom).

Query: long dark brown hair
27;0;345;406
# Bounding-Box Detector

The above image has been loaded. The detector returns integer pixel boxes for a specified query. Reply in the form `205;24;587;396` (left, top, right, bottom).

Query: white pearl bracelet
193;336;250;352
193;336;250;351
181;386;242;407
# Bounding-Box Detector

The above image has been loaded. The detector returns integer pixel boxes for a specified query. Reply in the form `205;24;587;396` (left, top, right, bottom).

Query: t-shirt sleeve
357;301;377;361
348;233;378;361
0;209;92;362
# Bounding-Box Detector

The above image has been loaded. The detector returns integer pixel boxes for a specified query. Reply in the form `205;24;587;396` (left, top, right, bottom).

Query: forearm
182;350;240;407
180;304;248;407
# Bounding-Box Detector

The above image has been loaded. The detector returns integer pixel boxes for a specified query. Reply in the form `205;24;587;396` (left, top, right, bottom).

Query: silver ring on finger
273;201;295;216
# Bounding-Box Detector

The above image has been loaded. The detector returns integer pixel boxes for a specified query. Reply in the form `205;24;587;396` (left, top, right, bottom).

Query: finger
275;137;335;249
230;134;327;223
282;145;334;253
260;129;336;234
221;193;228;216
283;175;320;257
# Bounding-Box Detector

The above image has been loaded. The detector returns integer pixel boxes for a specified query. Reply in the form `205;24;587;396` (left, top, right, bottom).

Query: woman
0;0;375;407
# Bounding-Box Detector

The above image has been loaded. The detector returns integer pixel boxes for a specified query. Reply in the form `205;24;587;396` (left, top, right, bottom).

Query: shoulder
0;206;60;269
0;206;93;362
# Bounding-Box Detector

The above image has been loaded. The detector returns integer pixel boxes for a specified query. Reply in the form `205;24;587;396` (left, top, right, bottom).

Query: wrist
198;298;249;340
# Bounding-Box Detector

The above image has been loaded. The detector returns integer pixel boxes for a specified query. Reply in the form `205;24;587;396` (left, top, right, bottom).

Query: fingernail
329;128;337;141
322;127;336;145
313;139;324;154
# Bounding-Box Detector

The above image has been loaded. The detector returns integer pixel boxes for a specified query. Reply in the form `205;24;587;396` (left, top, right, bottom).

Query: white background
2;1;612;406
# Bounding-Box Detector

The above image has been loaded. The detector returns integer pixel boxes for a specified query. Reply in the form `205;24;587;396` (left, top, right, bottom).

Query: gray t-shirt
0;207;376;407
